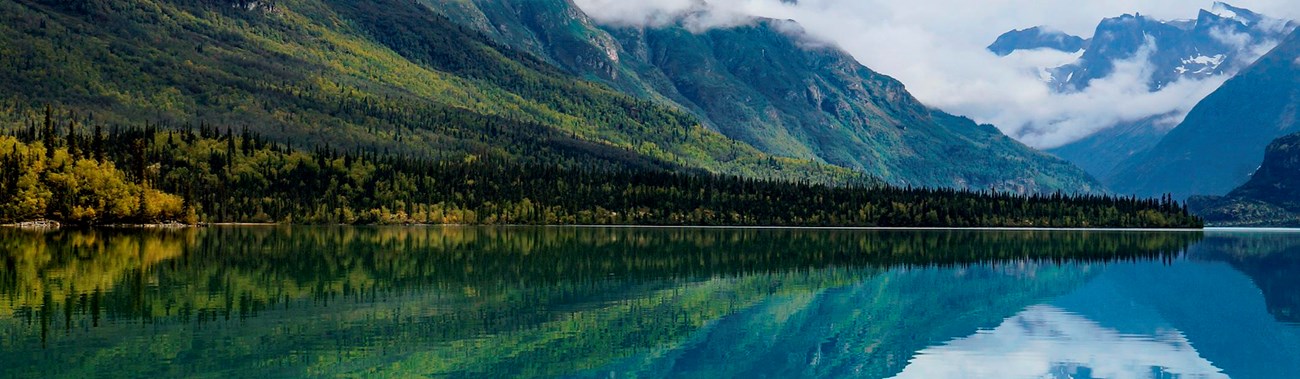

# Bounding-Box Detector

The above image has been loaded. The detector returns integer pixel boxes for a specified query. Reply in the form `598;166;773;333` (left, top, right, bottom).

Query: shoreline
2;221;1216;232
9;224;1296;232
541;225;1210;232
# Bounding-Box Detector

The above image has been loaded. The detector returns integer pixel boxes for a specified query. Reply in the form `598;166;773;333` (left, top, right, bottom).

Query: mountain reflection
1191;231;1300;324
888;232;1300;379
0;227;1216;378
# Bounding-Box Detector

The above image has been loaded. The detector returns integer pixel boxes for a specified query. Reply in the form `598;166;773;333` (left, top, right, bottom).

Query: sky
571;0;1300;148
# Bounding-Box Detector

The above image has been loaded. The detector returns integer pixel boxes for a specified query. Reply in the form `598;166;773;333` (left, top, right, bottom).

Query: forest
0;109;1202;228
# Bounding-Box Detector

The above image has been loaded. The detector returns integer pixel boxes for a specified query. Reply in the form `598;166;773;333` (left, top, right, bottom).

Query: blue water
0;227;1295;378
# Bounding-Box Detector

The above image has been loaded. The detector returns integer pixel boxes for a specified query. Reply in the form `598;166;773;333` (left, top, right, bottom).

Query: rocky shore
4;220;62;229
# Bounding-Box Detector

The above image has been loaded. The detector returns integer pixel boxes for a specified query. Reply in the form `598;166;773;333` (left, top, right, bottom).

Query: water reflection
890;231;1300;379
578;262;1099;379
892;306;1226;379
2;227;1295;378
1192;231;1300;324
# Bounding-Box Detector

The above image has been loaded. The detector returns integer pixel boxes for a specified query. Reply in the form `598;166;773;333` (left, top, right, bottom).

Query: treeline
0;113;1202;227
0;110;187;224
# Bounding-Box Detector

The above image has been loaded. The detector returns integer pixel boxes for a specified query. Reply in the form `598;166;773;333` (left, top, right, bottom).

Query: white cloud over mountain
573;0;1298;148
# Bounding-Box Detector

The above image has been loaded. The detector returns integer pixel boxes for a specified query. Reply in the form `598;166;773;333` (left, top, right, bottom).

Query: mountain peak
1005;2;1291;94
1208;2;1262;25
987;26;1087;56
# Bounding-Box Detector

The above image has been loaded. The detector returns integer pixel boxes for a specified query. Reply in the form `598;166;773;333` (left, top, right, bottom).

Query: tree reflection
1;227;1202;321
0;227;1202;377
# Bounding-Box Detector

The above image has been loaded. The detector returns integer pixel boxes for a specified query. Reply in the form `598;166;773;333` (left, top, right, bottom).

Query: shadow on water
0;227;1202;378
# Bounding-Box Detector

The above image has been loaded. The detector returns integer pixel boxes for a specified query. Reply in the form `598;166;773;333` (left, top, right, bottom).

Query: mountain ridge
0;0;873;184
1112;27;1300;199
431;0;1102;193
993;3;1295;183
988;26;1088;56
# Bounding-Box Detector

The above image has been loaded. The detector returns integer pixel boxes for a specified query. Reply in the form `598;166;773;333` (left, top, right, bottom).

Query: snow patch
1210;2;1247;25
1178;54;1226;75
1183;54;1226;66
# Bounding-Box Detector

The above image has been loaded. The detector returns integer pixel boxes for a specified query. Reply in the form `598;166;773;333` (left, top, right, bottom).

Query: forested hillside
0;112;1200;227
0;0;857;183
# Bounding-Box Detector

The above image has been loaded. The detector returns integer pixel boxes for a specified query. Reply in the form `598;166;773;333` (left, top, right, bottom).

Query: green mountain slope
1109;28;1300;199
0;0;858;182
427;0;1101;193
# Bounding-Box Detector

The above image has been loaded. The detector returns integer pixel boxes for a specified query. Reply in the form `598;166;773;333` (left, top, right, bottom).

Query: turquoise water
0;227;1295;378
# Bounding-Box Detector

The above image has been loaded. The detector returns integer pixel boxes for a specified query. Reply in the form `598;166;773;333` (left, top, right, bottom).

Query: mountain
429;0;1101;193
0;0;1101;194
1045;3;1292;93
1047;116;1169;180
1112;27;1300;200
1189;132;1300;226
993;2;1295;181
0;0;872;185
987;26;1088;56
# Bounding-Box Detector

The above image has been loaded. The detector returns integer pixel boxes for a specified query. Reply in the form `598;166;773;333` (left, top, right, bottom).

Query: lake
0;226;1296;378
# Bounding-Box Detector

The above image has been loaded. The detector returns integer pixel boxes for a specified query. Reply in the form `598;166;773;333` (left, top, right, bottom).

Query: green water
0;227;1295;378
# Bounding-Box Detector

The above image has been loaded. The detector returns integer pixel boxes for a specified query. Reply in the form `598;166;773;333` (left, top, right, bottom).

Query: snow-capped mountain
1112;27;1300;199
990;2;1296;184
994;2;1296;93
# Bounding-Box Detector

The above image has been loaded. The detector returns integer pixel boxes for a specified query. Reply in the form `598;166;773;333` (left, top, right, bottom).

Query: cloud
573;0;757;32
965;38;1240;147
572;0;1298;148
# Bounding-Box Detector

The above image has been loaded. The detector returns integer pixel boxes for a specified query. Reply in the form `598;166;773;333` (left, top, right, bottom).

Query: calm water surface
0;227;1297;378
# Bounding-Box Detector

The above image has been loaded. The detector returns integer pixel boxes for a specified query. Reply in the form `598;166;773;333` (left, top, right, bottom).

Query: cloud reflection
890;305;1227;379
